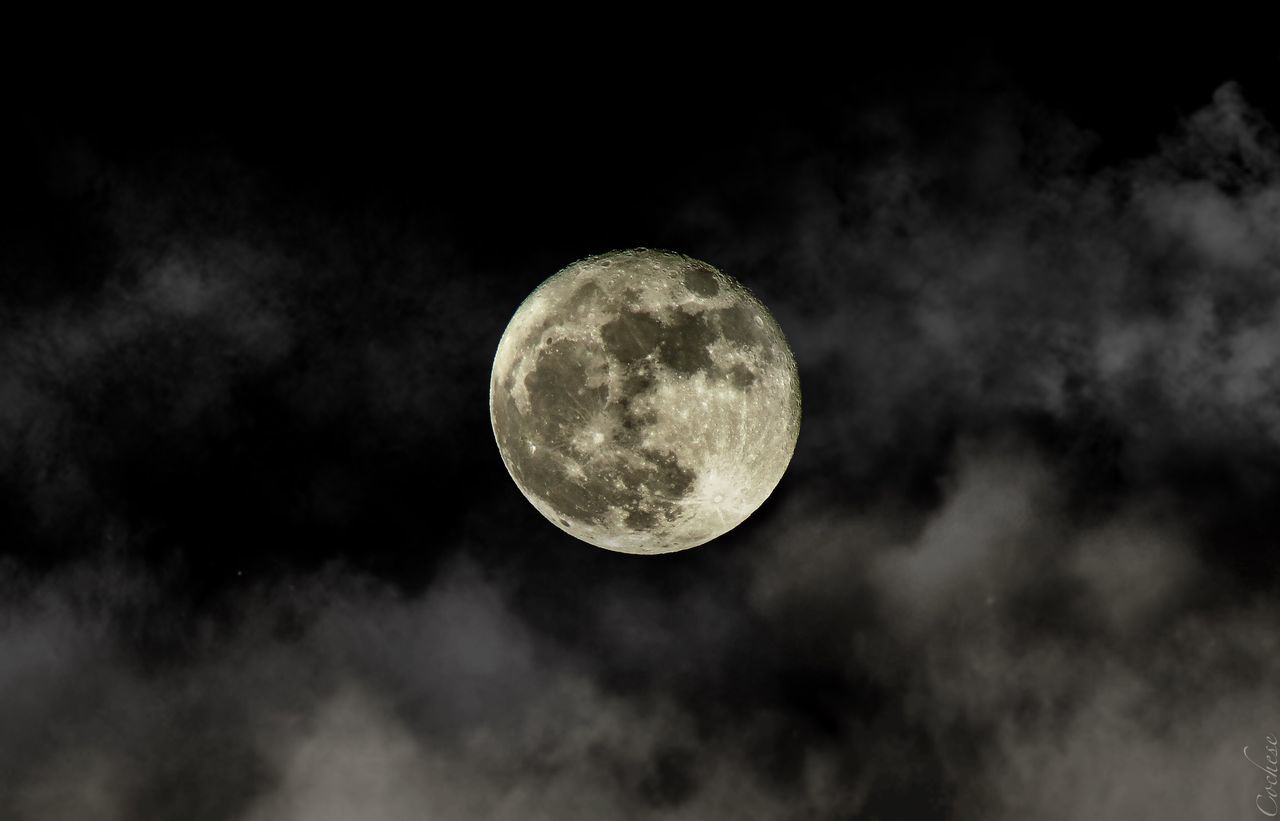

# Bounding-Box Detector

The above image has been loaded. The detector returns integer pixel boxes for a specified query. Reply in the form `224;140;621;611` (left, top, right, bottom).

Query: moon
489;248;801;554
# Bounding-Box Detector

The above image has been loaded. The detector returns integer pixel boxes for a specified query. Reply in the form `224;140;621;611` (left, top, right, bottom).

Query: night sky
3;39;1280;819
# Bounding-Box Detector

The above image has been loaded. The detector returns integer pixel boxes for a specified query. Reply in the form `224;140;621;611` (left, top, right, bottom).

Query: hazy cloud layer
2;83;1279;819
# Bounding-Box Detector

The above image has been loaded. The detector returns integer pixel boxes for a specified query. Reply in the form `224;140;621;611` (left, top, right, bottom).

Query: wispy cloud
1;82;1278;819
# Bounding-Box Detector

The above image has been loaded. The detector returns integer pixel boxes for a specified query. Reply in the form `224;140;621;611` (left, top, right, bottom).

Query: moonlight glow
490;248;801;554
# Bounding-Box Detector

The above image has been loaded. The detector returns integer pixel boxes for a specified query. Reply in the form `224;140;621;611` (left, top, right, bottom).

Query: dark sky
2;40;1279;820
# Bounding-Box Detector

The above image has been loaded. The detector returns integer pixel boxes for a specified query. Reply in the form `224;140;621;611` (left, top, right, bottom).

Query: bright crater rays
490;249;801;554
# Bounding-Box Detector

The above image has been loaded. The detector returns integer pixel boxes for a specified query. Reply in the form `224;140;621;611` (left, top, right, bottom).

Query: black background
2;34;1278;820
7;40;1275;587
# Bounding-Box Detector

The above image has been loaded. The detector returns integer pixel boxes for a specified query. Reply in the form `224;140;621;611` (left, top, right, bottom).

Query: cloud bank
1;83;1278;819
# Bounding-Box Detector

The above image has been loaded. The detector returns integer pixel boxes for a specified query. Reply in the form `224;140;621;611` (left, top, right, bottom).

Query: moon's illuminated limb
490;248;801;554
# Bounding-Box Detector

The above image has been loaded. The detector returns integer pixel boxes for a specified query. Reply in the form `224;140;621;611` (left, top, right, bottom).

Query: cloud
741;435;1279;819
0;557;871;820
2;81;1279;819
679;83;1280;508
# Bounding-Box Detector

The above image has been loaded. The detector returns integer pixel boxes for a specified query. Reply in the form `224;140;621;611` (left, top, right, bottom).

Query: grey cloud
0;557;865;820
870;438;1056;633
0;172;502;543
3;81;1279;820
0;236;293;504
1066;502;1200;635
686;83;1280;495
981;604;1280;821
741;426;1277;818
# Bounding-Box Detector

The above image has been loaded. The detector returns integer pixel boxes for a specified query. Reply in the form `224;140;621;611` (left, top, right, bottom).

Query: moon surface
490;249;801;554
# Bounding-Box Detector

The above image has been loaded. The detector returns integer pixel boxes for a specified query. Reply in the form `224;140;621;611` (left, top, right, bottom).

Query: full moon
490;249;801;554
